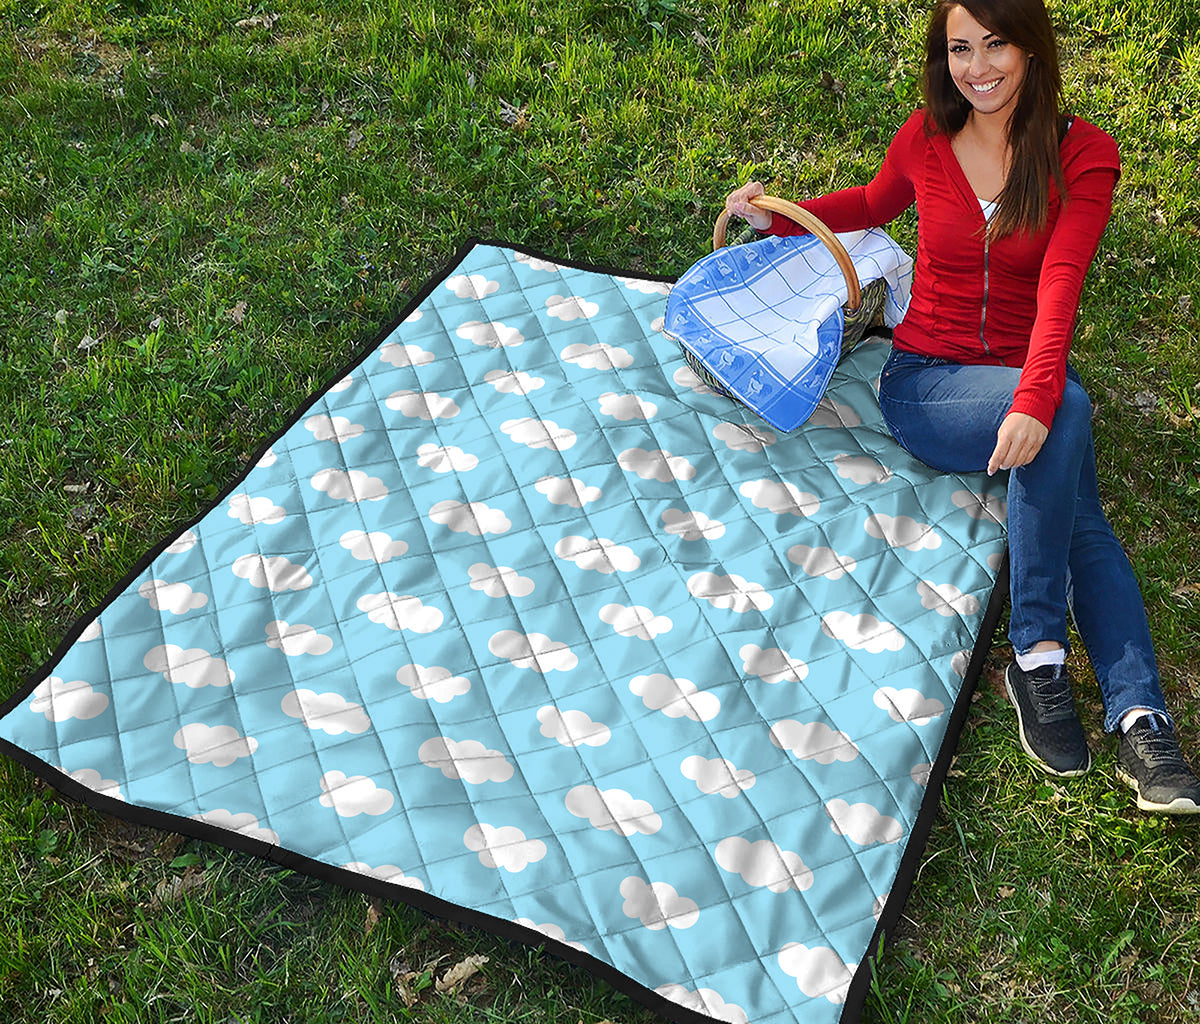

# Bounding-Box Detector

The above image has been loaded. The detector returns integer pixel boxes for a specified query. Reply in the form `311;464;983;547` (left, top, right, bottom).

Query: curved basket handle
713;195;862;312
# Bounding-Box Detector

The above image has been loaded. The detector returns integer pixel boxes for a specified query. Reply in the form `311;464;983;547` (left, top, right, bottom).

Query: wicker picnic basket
677;194;888;399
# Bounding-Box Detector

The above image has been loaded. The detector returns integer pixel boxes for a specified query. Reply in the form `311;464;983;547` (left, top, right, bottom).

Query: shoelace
1132;727;1186;770
1029;671;1075;719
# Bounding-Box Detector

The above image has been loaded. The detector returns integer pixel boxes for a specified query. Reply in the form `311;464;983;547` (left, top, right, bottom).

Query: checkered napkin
663;229;913;431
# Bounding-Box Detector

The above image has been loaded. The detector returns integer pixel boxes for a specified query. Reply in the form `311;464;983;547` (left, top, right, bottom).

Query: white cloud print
356;592;443;633
739;643;808;684
416;443;478;474
455;319;524;348
445;273;499;299
630;673;720;722
952;488;1007;523
554;535;640;574
616;275;671;295
385;389;461;420
419;737;514;783
488;630;577;673
873;686;945;725
173;723;257;767
834;453;893;485
468;563;534;598
535;475;601;508
429;499;511;536
687;572;773;613
311;468;389;502
864;512;942;551
144;644;234;688
740;479;820;517
545;294;599;321
714;422;776;453
618;447;696;482
164;530;197;554
339;529;408;563
821;610;905;653
304;414;364;444
227;492;285;526
513;919;586;952
917;580;981;617
561;342;633;370
600;603;672;640
379;341;435;367
655;985;748;1024
599;392;657;421
681;755;756;798
265;620;333;656
318;771;395;817
514;251;560;272
778;943;857;1004
825;798;904;846
78;618;102;641
61;767;124;802
396;663;471;704
787;543;857;580
537;706;611;748
565;785;662;837
501;417;576;451
769;719;860;764
484;368;543;394
673;364;720;394
281;689;371;734
464;823;546;872
138;578;208;614
29;677;109;722
342;862;425;892
807;396;862;429
231;554;313;592
715;836;813;893
661;508;725;541
620;877;699;930
190;809;278;845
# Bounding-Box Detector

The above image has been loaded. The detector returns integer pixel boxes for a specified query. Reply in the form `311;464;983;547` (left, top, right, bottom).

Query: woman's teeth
971;80;1000;93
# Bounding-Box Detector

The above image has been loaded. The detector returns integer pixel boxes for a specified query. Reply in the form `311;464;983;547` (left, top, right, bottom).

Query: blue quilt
0;241;1008;1024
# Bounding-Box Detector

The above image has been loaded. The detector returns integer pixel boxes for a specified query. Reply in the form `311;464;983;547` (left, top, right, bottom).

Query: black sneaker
1116;715;1200;814
1004;662;1092;777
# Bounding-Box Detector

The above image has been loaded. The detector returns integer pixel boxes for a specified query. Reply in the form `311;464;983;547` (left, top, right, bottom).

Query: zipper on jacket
979;228;992;357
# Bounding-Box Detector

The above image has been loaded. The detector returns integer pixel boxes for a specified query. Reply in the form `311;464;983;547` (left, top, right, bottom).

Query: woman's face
945;5;1030;121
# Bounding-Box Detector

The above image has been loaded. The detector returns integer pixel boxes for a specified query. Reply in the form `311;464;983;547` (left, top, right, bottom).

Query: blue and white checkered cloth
663;229;913;431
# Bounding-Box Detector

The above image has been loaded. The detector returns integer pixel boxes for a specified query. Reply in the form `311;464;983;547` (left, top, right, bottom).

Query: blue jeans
877;347;1169;732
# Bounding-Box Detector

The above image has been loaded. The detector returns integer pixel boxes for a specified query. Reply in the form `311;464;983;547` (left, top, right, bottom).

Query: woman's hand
987;412;1049;475
725;181;772;231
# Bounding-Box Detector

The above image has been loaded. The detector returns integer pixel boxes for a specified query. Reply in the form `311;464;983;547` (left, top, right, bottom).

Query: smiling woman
726;0;1200;816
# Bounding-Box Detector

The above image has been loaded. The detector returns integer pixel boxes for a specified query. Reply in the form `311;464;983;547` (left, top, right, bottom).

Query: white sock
1015;648;1066;672
1119;709;1163;733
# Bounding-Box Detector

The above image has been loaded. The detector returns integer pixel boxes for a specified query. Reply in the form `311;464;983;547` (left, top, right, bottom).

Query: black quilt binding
0;236;1008;1024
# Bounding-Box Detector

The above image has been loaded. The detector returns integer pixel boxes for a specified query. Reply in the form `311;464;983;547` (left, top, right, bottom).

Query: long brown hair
922;0;1069;239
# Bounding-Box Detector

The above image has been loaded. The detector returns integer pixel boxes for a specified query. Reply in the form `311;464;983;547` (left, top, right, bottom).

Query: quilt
0;240;1008;1024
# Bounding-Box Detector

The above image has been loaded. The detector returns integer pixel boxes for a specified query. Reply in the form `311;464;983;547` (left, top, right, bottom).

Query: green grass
2;0;1199;1021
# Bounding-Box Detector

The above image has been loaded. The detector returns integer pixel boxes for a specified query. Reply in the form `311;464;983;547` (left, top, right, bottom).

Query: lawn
1;0;1199;1021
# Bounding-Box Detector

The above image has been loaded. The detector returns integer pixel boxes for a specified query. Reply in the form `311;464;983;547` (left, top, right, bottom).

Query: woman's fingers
725;181;770;229
988;413;1049;475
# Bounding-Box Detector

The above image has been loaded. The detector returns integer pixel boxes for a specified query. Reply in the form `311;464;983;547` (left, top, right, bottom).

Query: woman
726;0;1199;813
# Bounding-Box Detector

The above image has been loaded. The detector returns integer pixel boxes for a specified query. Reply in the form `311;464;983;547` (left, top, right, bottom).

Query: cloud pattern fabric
0;243;1007;1024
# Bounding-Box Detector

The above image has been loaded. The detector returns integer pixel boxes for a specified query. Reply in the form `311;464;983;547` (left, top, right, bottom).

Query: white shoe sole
1115;766;1200;814
1004;666;1092;778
